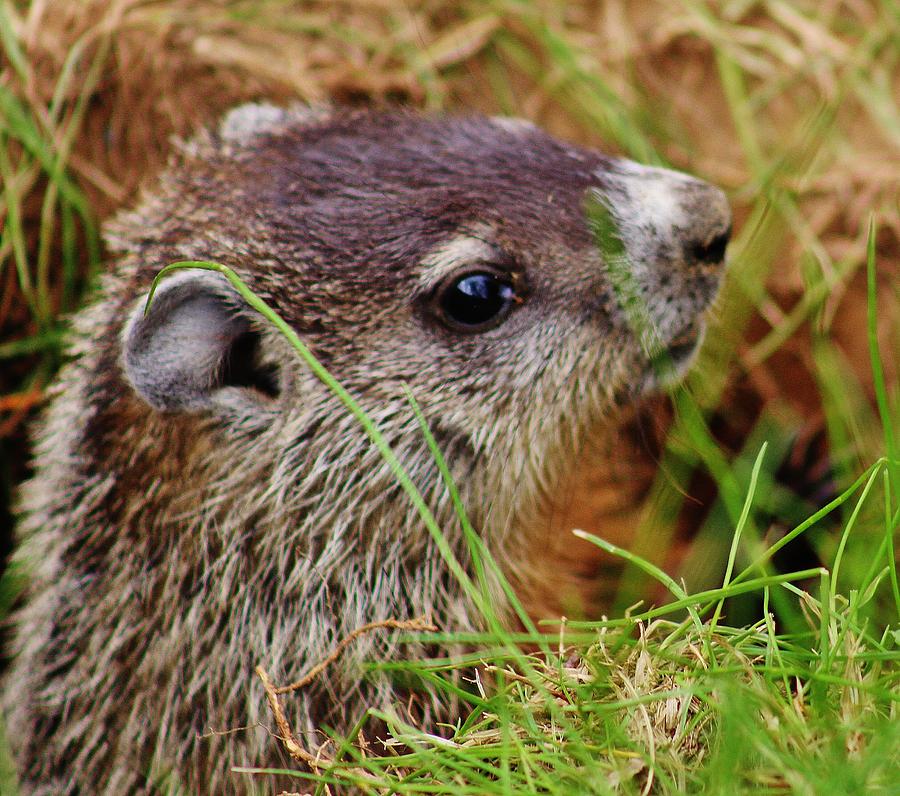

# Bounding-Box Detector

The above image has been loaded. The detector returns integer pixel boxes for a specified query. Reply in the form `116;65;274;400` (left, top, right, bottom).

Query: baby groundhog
3;105;730;793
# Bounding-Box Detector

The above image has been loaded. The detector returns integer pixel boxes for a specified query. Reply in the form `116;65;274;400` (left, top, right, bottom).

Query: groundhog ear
122;272;278;413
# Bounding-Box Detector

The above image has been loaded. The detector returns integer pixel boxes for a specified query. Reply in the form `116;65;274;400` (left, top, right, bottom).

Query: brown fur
3;106;729;794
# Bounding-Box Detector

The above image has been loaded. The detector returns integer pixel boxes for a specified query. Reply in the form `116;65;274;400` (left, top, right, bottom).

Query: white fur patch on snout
594;159;730;247
588;159;731;356
590;158;731;278
603;163;692;228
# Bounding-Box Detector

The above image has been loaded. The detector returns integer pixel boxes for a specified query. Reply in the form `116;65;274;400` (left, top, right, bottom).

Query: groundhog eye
437;271;517;332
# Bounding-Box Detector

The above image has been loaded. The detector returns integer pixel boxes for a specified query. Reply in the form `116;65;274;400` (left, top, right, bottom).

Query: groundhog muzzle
2;105;730;794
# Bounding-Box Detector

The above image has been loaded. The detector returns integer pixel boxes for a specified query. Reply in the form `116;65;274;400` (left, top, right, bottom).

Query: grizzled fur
3;106;730;793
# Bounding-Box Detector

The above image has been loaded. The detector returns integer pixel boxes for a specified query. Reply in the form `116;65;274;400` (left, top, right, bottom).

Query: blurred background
0;0;897;623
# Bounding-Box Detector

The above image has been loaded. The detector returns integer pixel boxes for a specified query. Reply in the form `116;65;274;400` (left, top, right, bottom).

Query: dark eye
436;271;518;332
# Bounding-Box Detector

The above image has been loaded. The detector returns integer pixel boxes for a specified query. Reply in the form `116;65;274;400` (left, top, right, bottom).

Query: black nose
689;225;731;265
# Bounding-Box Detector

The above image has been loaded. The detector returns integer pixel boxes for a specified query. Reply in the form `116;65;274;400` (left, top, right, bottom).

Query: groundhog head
114;106;730;522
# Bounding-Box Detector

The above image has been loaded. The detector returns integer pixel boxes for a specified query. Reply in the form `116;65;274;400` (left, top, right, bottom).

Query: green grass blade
710;442;768;630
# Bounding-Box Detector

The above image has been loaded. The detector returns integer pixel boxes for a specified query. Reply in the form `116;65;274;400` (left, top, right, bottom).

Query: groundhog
2;105;730;794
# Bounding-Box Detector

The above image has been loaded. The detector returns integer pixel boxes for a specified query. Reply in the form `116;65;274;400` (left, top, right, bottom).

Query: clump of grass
235;470;898;793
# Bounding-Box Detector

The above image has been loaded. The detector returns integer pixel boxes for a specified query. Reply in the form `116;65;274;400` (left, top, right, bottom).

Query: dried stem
256;615;438;771
273;616;437;695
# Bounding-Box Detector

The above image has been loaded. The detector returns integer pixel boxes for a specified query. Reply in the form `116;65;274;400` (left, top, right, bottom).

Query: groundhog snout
592;159;731;330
